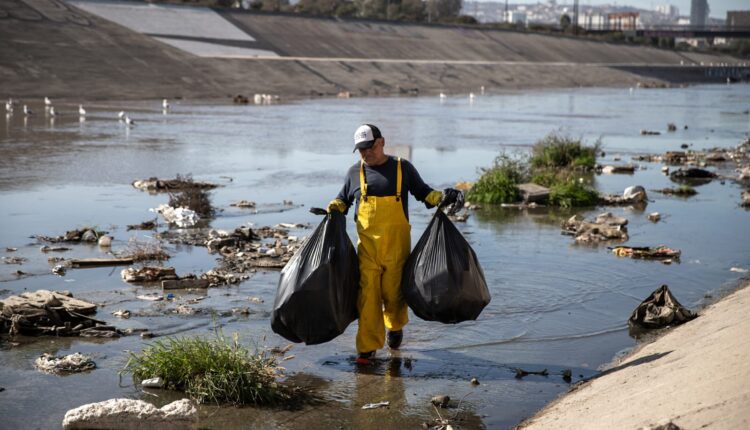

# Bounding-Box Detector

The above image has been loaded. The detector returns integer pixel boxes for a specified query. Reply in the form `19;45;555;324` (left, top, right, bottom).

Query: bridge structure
586;26;750;39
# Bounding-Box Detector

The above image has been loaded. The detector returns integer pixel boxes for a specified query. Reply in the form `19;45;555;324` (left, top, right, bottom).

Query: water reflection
1;85;750;429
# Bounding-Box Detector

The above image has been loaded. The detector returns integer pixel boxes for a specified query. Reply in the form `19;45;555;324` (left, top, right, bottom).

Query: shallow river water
1;85;749;429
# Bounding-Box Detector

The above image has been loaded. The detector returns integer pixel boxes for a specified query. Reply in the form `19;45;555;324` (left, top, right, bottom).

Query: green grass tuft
466;155;526;204
530;134;600;170
466;134;601;207
548;181;600;208
123;332;296;406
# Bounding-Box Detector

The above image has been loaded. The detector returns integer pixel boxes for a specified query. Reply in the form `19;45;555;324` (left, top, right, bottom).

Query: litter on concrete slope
629;284;696;329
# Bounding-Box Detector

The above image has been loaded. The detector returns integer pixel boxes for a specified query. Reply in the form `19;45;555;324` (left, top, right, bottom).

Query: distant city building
655;4;679;18
690;0;709;27
578;13;607;30
607;12;640;30
726;11;750;28
460;1;708;28
505;11;527;25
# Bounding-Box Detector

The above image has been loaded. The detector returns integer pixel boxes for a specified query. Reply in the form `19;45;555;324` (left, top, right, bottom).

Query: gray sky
486;1;747;19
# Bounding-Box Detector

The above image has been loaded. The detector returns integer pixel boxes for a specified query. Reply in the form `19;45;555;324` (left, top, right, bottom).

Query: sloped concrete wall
0;0;742;100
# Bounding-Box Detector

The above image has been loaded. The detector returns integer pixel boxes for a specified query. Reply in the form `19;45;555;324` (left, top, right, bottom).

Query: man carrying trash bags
271;124;491;366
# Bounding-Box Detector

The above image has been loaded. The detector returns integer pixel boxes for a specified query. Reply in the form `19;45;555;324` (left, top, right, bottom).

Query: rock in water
62;398;198;430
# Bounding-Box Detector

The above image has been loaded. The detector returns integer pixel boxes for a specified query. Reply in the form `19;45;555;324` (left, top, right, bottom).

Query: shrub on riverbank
549;181;600;208
467;135;600;207
530;134;599;170
466;155;526;204
124;332;296;405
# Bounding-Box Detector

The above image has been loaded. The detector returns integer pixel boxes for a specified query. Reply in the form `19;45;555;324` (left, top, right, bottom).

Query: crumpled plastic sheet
150;204;200;228
35;353;96;374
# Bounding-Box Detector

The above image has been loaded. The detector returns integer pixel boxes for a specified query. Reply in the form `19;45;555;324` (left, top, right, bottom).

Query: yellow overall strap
359;160;367;199
396;157;402;201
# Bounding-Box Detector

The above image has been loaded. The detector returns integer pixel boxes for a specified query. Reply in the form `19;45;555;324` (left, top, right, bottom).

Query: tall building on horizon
655;4;679;18
690;0;709;27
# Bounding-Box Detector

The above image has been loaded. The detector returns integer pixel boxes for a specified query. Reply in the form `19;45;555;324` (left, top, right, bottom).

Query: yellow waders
356;158;411;353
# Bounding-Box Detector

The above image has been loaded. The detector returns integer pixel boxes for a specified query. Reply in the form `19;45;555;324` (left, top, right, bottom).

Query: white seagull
439;92;447;99
44;97;52;107
79;105;86;116
49;106;57;116
469;92;476;100
5;101;12;112
118;111;125;121
124;115;135;126
23;105;33;116
162;99;170;110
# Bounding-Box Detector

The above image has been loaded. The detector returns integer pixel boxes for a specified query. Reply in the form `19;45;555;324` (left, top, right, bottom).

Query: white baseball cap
353;124;382;152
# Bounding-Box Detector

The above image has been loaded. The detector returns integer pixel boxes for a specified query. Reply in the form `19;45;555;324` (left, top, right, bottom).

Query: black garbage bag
628;284;697;329
271;211;359;345
402;210;490;324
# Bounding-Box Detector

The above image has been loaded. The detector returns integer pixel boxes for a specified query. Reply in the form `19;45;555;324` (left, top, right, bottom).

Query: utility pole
505;0;508;23
573;0;579;35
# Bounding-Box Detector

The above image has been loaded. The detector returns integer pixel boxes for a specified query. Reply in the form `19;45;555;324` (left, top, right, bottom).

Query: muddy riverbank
1;85;749;428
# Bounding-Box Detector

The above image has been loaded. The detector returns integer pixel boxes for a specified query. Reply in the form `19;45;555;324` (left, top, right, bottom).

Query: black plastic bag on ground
402;210;490;324
271;211;359;345
628;284;697;329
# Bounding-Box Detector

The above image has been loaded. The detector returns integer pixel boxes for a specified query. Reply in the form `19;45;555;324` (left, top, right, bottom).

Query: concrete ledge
517;282;750;430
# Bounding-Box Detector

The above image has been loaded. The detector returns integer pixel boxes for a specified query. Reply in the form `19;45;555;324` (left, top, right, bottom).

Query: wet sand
517;281;750;430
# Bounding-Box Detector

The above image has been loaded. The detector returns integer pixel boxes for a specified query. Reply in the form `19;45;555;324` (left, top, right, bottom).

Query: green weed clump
466;155;526;204
466;134;601;207
530;134;600;170
124;332;295;406
548;181;600;208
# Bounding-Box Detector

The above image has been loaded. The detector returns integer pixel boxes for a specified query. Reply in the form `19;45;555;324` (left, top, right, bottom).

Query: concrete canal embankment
0;0;746;100
517;281;750;430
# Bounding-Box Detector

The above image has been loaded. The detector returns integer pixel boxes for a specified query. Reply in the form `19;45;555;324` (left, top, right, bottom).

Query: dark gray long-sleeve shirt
335;156;435;220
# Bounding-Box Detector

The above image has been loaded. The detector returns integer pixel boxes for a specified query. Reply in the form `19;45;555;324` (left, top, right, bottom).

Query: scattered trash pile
127;219;157;231
652;186;697;197
37;228;108;244
0;290;119;338
154;224;306;287
629;284;697;330
611;246;681;262
634;140;749;171
562;212;628;243
35;353;96;374
132;175;220;227
669;167;717;185
38;233;171;277
152;204;201;228
132;176;218;193
598;164;636;174
121;266;178;283
599;185;648;206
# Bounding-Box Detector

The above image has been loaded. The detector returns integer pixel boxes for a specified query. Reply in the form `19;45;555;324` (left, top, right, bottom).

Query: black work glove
441;188;464;216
